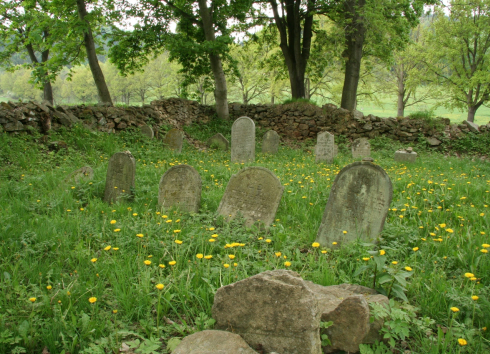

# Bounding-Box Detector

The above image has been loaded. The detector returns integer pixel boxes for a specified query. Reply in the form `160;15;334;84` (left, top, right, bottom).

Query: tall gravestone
158;165;201;213
104;151;136;203
231;117;255;163
207;133;229;150
262;130;280;154
217;167;283;228
163;128;183;153
316;159;392;246
352;138;371;159
315;131;335;163
140;125;154;139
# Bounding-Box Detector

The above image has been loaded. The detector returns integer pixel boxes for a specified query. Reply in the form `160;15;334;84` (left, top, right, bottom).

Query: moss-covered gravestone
158;165;202;213
352;138;371;159
315;131;335;164
140;125;154;139
262;130;280;154
103;151;136;204
316;159;392;246
163;128;183;153
231;117;255;162
217;166;283;228
207;133;229;150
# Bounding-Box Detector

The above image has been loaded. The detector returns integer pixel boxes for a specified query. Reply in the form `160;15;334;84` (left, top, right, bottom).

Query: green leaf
374;255;386;270
353;265;371;277
377;274;392;285
166;337;181;352
391;284;408;302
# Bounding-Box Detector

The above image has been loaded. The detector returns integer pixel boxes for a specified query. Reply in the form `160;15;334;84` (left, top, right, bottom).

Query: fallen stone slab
172;330;258;354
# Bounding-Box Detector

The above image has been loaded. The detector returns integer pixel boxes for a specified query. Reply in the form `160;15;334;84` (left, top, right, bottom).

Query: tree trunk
396;65;405;117
197;0;229;119
305;78;310;100
340;0;366;111
467;106;477;122
270;0;315;99
25;43;54;105
76;0;113;105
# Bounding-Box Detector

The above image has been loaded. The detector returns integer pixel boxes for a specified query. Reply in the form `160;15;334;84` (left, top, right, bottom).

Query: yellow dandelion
110;220;116;224
46;285;52;290
169;260;177;266
312;242;320;248
144;260;151;265
392;261;398;265
89;297;97;304
155;284;164;290
159;264;165;268
204;255;213;260
472;295;479;301
405;266;413;271
481;249;488;253
275;252;282;257
458;338;467;346
228;255;235;260
413;247;419;252
114;229;121;232
29;297;36;303
174;230;181;233
265;239;272;243
379;250;386;255
362;257;370;261
104;246;111;251
465;273;475;278
91;258;97;263
196;254;204;259
174;240;183;245
450;307;459;312
445;228;454;233
284;261;291;267
136;233;144;238
223;264;230;268
209;239;216;243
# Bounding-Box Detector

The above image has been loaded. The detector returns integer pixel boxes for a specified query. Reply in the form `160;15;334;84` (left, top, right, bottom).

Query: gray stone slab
217;166;283;228
158;164;201;213
316;160;392;246
173;330;258;354
315;131;335;164
231;116;255;163
464;120;480;133
65;166;94;183
163;128;183;153
207;133;229;150
394;149;417;163
103;151;136;203
352;138;371;159
140;125;154;138
262;130;280;154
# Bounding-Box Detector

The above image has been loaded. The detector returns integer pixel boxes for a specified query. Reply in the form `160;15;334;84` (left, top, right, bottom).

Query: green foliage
281;98;318;106
448;133;490;155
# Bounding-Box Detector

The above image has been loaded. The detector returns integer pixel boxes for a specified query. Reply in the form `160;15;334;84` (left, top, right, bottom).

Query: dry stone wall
1;99;489;145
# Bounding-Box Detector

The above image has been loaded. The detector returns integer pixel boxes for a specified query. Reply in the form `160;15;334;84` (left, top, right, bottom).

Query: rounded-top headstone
262;130;280;154
163;128;184;153
231;116;255;163
158;165;202;213
103;151;136;203
352;138;371;159
217;166;284;228
140;125;154;139
315;131;335;164
316;160;392;246
207;133;229;150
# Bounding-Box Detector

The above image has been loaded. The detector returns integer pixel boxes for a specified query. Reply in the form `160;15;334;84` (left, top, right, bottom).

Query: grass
0;122;490;354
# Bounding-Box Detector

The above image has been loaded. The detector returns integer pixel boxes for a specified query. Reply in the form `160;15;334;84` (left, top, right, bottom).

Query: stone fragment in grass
158;164;201;213
207;133;229;150
262;130;280;154
140;124;154;139
316;160;392;247
231;116;255;163
65;166;94;183
172;330;258;354
163;128;183;153
217;166;283;228
103;151;136;204
351;137;371;159
394;148;417;163
315;131;335;164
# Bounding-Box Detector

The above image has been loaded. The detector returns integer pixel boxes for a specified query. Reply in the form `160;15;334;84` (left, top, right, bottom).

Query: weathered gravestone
163;128;183;153
352;137;371;159
103;151;136;203
394;147;417;163
217;166;283;228
261;130;280;154
207;133;229;150
172;330;258;354
315;131;335;164
158;164;201;213
316;159;392;246
231;116;255;162
140;125;154;139
212;270;388;354
65;166;94;183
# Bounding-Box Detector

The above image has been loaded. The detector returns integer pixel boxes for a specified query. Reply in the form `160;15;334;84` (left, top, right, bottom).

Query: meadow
0;122;489;354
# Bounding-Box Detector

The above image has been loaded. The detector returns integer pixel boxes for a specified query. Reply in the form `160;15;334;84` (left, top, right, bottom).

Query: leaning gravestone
261;130;280;154
315;131;335;164
352;138;371;159
217;167;283;228
394;147;417;163
207;133;229;150
103;151;136;203
163;128;183;153
316;158;392;246
158;165;201;213
231;116;255;162
140;125;154;139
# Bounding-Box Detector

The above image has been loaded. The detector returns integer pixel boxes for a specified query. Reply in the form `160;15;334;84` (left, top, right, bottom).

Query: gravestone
103;151;136;203
163;128;183;153
352;138;371;159
231;116;255;162
316;159;392;246
262;130;280;154
207;133;229;150
158;165;201;213
140;125;154;139
217;166;283;228
394;147;417;163
315;131;335;163
334;144;338;157
65;166;94;183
